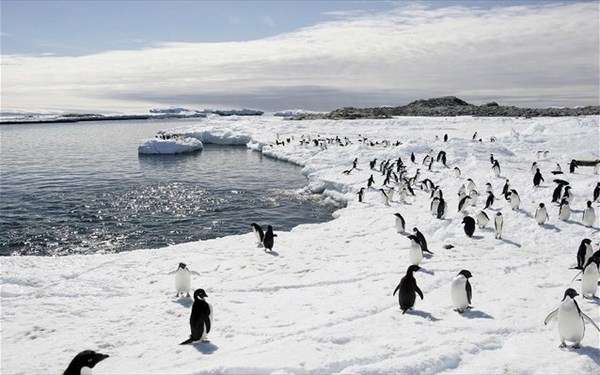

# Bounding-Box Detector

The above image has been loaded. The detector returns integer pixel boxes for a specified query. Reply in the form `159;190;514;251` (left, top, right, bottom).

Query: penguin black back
181;288;211;345
250;223;264;243
263;225;276;251
462;216;476;237
393;265;423;314
64;350;109;375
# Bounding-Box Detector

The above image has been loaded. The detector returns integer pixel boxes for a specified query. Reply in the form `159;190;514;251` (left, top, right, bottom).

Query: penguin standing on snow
502;179;510;196
569;159;578;173
492;160;501;177
394;213;406;233
506;189;521;210
462;216;476;238
63;350;109;375
454;167;461;178
575;238;593;270
451;270;473;313
476;210;489;228
593;182;600;202
544;288;600;348
458;195;471;212
250;223;264;246
367;175;375;188
573;256;600;299
170;263;200;298
551;180;569;203
535;203;549;225
379;189;390;206
494;212;503;239
357;187;365;203
413;227;434;255
533;168;544;187
393;265;423;314
263;225;277;252
437;197;447;219
407;235;424;266
558;199;571;221
484;191;495;210
582;201;596;227
180;288;213;345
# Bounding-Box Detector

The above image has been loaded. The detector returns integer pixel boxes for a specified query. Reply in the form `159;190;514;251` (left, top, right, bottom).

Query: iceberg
137;136;203;155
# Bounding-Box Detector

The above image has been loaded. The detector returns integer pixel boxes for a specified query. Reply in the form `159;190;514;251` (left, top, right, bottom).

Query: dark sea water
0;119;340;256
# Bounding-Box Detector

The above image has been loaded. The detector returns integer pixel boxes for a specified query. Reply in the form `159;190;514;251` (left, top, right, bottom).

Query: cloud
1;2;598;112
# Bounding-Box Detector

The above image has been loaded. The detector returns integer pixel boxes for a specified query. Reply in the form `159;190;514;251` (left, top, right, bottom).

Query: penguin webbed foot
572;343;581;349
558;342;567;348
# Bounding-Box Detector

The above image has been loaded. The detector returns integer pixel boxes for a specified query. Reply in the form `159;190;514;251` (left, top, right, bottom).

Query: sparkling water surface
0;119;339;256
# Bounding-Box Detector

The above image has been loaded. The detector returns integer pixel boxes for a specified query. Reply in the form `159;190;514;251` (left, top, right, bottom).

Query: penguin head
582;238;591;245
194;289;208;300
394;213;402;218
539;203;545;208
412;227;419;233
458;270;472;279
406;265;421;273
461;216;473;224
67;350;109;371
496;212;502;217
562;288;579;300
587;200;592;208
178;263;187;270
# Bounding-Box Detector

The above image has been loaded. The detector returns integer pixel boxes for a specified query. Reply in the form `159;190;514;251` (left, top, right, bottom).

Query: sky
1;0;598;113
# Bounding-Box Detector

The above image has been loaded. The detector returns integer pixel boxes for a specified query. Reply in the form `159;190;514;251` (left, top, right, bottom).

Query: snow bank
2;115;600;374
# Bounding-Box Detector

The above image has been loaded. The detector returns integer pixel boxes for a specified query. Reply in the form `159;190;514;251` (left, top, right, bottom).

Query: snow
2;115;600;374
138;137;204;155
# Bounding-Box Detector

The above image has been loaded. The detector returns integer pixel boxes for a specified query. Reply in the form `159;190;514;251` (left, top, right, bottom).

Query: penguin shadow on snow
264;250;279;257
498;238;522;248
540;223;561;232
575;346;600;366
406;310;441;321
460;309;494;320
174;297;193;308
469;234;485;240
191;341;219;355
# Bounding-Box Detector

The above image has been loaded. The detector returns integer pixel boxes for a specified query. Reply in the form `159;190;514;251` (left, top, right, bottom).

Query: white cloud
1;2;598;112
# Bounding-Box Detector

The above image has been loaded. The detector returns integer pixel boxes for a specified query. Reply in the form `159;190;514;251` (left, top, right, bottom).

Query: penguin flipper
180;337;194;345
203;315;211;335
190;270;201;276
544;308;559;325
415;285;424;300
571;270;583;283
581;313;600;332
392;284;400;296
466;280;472;305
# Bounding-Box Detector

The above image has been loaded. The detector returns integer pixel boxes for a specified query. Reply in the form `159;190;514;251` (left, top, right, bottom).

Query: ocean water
0;119;340;256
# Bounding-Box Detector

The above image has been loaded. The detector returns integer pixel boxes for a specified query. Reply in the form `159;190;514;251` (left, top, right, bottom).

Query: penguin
392;265;423;314
485;182;493;193
552;183;564;203
180;288;213;345
407;234;424;266
472;131;478;140
569;159;578;173
250;223;264;245
379;188;390;206
484;191;495;209
582;201;596;227
507;189;520;210
531;161;538;174
476;210;489;228
575;238;593;270
492;160;501;177
551;163;563;175
451;270;473;313
594;182;600;202
413;227;434;255
534;203;549;225
444;134;448;142
170;263;200;298
494;212;503;239
544;288;600;348
352;158;358;169
489;153;495;165
469;189;479;207
466;178;476;193
533;168;544;187
558;199;571;221
458;195;471;212
457;184;466;197
410;152;416;163
562;186;573;204
357;187;364;203
501;179;510;196
394;213;406;233
437;197;447;219
430;197;440;216
454;167;461;178
462;216;476;237
572;256;600;299
263;225;276;252
63;350;109;375
367;175;375;188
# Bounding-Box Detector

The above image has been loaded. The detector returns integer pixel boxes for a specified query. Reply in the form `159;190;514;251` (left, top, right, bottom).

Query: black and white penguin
437;197;447;219
531;161;538;174
551;163;563;175
484;191;495;209
454;167;461;178
367;175;375;188
250;223;264;246
489;153;495;165
410;152;416;163
501;179;510;196
575;239;593;270
562;185;573;204
180;288;213;345
357;187;365;203
458;195;471;212
507;189;520;210
263;225;276;252
544;288;600;348
494;212;503;239
466;178;476;193
533;168;544;187
582;201;596;227
170;263;200;298
457;183;466;198
413;227;433;254
492;160;501;177
535;203;549;225
579;256;600;299
485;182;493;193
552;183;565;203
379;188;390;206
394;213;406;233
430;197;440;216
469;189;479;206
393;265;423;314
558;199;571;221
451;270;473;313
476;210;489;228
594;182;600;202
569;159;578;173
64;350;109;375
462;216;476;237
407;234;424;266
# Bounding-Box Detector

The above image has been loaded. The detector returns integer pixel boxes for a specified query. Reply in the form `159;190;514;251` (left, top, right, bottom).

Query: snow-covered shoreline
2;116;599;374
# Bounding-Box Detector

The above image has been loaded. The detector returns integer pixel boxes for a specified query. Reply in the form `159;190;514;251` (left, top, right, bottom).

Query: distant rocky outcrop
291;96;600;120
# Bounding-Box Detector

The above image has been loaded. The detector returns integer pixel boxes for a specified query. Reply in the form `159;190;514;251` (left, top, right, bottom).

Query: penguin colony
61;129;599;372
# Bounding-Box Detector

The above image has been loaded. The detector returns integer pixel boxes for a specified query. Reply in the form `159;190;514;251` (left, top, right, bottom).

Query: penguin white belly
409;247;423;266
510;196;520;210
175;270;191;294
395;217;404;233
558;301;585;343
583;208;595;227
559;205;571;220
535;209;548;224
451;277;469;310
582;266;599;297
